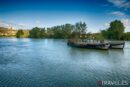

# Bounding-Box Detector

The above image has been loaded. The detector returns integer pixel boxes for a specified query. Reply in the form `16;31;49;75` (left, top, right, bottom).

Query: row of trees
29;22;87;38
16;20;130;40
16;30;29;38
29;27;46;38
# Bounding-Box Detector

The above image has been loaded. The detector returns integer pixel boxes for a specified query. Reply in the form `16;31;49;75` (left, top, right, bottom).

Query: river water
0;38;130;87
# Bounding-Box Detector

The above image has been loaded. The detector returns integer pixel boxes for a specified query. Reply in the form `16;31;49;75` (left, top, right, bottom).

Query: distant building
0;27;17;36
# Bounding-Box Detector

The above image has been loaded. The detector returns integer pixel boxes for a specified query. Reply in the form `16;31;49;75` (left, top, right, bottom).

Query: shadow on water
109;49;124;54
68;45;126;70
68;45;124;58
68;46;110;56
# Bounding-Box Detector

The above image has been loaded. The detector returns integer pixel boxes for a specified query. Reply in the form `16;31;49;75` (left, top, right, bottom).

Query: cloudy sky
0;0;130;32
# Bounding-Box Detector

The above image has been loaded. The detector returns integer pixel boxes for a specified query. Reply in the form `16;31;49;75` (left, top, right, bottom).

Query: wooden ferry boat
67;39;110;50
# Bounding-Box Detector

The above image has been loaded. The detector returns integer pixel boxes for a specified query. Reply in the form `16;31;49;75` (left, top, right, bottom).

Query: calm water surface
0;38;130;87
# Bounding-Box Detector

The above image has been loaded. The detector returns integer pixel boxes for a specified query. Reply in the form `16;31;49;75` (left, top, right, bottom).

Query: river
0;38;130;87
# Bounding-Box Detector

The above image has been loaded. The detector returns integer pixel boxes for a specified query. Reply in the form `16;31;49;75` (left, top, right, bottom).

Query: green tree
29;27;41;38
46;28;54;38
62;24;74;38
123;32;130;40
29;22;87;39
75;22;87;34
40;28;46;38
72;22;87;38
48;24;74;39
51;26;63;38
16;30;24;38
101;20;125;40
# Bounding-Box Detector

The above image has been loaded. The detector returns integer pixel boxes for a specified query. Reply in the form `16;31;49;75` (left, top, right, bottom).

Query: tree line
16;20;130;40
28;22;87;39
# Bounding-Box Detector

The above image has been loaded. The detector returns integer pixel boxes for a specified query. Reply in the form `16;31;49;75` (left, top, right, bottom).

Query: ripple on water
0;39;130;87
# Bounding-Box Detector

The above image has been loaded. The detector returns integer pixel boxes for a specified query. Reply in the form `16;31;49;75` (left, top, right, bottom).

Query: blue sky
0;0;130;32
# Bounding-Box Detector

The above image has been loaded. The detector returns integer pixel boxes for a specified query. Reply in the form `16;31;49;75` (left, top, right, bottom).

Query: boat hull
109;41;125;49
67;41;110;50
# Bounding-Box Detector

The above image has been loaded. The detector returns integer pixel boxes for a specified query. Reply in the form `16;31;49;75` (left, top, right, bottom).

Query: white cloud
108;0;130;10
121;18;130;30
36;20;41;24
110;11;126;16
0;21;10;28
18;23;27;26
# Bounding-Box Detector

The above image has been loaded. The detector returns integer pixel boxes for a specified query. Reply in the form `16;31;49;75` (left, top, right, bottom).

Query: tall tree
16;30;24;38
75;22;87;33
62;24;74;38
29;27;41;38
101;20;125;40
40;28;46;38
73;22;87;38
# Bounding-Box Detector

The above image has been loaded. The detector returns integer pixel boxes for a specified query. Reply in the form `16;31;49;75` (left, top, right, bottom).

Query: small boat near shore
67;39;110;50
109;41;125;49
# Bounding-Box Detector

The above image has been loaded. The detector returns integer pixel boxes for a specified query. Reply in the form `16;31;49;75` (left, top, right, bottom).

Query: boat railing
70;39;109;44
